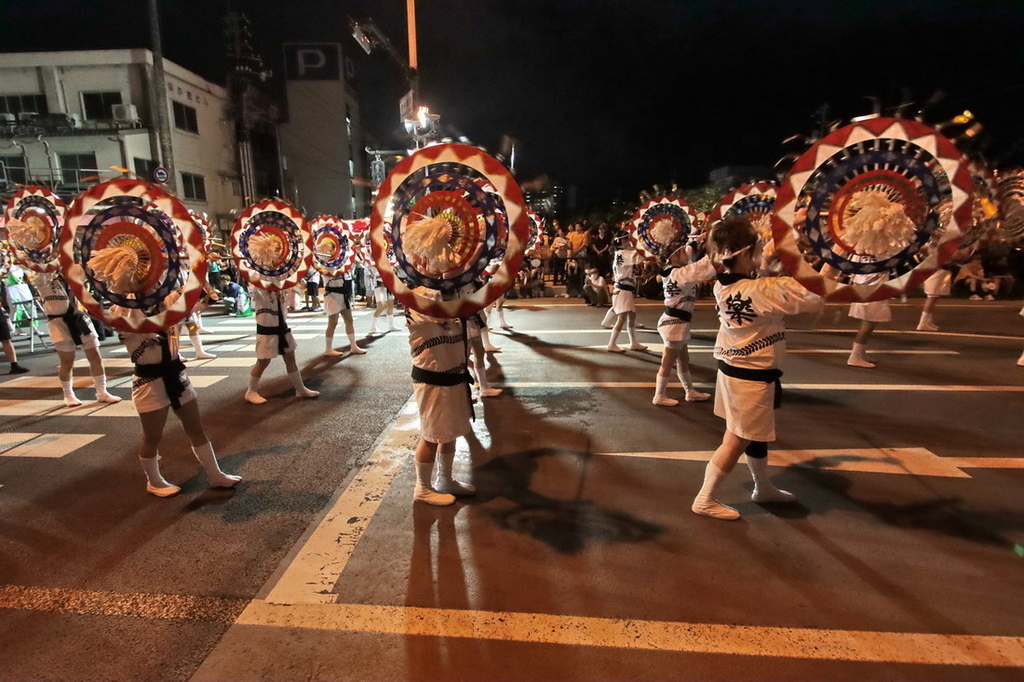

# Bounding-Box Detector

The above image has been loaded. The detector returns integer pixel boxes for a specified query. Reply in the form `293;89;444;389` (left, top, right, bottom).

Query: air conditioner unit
68;113;82;128
0;113;15;124
18;112;38;122
112;104;138;121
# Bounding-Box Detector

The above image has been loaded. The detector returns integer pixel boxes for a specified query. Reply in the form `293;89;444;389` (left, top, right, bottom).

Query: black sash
717;360;783;408
256;295;291;355
134;332;187;410
615;282;636;292
663;306;692;322
325;284;351;309
411;366;471;386
48;309;93;346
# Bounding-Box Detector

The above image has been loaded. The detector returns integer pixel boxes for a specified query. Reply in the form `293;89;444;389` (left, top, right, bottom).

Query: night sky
2;0;1023;205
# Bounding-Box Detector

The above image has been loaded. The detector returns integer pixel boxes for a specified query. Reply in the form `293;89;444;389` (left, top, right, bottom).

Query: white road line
491;328;1024;341
0;377;226;417
263;400;420;605
579;344;956;355
237;601;1024;667
1;376;131;389
593;447;1024;478
498;382;1024;392
0;432;104;458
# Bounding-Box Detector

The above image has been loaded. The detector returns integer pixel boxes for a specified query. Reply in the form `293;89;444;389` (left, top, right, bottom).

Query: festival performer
323;270;365;356
653;243;715;405
30;270;121;406
63;179;239;498
368;266;401;335
184;283;219;360
692;215;822;520
847;285;890;369
107;296;241;497
917;266;952;331
463;283;502;398
400;216;479;504
606;233;647;352
245;284;319;404
230;201;320;404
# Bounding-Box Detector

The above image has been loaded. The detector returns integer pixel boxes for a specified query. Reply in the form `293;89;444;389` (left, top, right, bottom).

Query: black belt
411;366;471;386
615;283;635;292
256;324;291;355
48;310;92;346
717;360;783;408
663;306;692;322
135;332;187;409
326;285;351;308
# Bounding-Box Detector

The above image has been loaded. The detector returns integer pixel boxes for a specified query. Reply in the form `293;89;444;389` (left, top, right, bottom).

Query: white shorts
713;371;776;442
923;270;952;297
413;382;472;443
48;316;99;353
611;288;636;315
374;287;392;306
324;291;351;316
131;372;197;414
849;300;891;323
255;331;297;359
657;314;691;345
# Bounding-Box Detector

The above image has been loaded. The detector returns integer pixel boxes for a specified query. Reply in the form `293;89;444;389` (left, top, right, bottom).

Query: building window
0;156;28;186
82;91;123;120
172;101;199;133
59;153;97;185
180;172;207;201
0;94;48;117
134;158;159;182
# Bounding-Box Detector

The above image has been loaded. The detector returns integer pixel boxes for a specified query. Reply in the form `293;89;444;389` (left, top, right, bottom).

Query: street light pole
406;0;418;105
148;0;176;192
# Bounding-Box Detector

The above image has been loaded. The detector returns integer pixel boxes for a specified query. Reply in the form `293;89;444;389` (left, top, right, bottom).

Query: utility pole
148;0;176;192
224;12;272;202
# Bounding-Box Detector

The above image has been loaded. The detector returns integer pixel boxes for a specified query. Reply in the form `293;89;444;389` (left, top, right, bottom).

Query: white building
278;43;369;219
0;49;243;236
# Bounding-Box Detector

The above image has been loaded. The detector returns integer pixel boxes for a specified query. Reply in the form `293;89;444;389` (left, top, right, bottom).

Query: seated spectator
583;268;610;306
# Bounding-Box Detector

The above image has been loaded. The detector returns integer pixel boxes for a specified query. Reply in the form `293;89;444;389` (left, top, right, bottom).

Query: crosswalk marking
593;447;1024;478
1;376;131;389
0;377;227;416
498;381;1024;392
233;401;1024;669
1;432;104;458
236;601;1024;667
580;344;958;355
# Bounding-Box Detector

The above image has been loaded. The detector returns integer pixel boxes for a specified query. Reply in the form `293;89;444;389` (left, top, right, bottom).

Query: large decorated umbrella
525;210;544;256
59;178;209;333
230;199;312;291
707;181;777;238
995;168;1024;238
310;215;356;276
4;186;66;273
629;196;698;262
369;143;528;317
772;117;974;301
960;159;1001;246
188;209;216;250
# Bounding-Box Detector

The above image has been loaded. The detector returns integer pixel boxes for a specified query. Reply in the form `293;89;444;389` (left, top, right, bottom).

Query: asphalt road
1;296;1023;681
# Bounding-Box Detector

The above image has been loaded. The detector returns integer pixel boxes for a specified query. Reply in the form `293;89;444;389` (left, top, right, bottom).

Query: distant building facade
278;43;369;219
0;49;243;237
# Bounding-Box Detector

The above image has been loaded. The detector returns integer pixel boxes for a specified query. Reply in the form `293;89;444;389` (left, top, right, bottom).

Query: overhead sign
283;43;342;81
399;90;415;125
152;166;169;183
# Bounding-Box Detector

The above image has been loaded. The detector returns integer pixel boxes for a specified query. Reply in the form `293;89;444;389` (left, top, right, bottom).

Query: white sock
139;455;179;497
192;441;241;488
61;378;80;405
694;461;729;507
324;334;334;353
747;454;795;502
247;374;261;395
289;371;319;397
434;449;476;495
677;370;694;392
415;460;435;491
654;374;671;399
